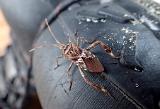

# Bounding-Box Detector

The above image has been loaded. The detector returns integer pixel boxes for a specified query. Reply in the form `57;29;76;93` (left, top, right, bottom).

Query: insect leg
54;55;63;69
78;66;111;96
74;30;78;37
86;40;119;59
67;62;74;90
73;30;81;46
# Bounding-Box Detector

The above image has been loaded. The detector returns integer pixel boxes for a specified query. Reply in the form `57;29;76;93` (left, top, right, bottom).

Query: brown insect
44;19;119;96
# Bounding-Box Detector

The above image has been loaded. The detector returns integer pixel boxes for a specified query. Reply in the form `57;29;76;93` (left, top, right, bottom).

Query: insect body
59;43;104;72
45;19;119;96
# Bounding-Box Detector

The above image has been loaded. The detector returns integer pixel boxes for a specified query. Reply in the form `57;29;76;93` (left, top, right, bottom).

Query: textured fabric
33;0;160;109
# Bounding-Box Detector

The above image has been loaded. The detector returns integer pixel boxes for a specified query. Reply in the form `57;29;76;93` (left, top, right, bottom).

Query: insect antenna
29;43;55;52
57;17;77;43
29;45;43;52
45;18;61;44
29;19;61;52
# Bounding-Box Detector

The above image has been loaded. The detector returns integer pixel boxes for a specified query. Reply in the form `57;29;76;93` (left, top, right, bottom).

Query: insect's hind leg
86;40;119;59
78;66;111;96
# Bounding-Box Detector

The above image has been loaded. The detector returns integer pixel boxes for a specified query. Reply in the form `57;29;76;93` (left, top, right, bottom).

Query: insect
44;19;119;96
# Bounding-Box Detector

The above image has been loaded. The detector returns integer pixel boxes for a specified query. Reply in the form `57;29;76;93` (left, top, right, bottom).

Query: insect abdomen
82;56;104;73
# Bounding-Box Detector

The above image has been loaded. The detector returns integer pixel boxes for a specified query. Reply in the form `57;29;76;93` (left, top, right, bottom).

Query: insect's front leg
54;55;63;69
78;66;112;97
86;40;119;59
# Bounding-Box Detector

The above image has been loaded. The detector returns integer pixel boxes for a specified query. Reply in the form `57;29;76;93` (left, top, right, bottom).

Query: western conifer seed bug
44;19;119;97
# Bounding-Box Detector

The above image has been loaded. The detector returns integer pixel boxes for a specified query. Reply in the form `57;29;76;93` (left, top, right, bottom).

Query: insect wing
82;56;104;73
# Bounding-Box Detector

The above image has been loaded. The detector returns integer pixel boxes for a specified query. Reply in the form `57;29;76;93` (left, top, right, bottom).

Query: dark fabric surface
33;0;160;109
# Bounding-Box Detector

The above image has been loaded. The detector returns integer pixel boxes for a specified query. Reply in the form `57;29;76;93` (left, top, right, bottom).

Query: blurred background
0;0;160;109
0;8;42;109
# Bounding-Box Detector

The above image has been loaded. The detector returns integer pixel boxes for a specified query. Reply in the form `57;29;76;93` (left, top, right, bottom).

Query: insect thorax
64;43;82;58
